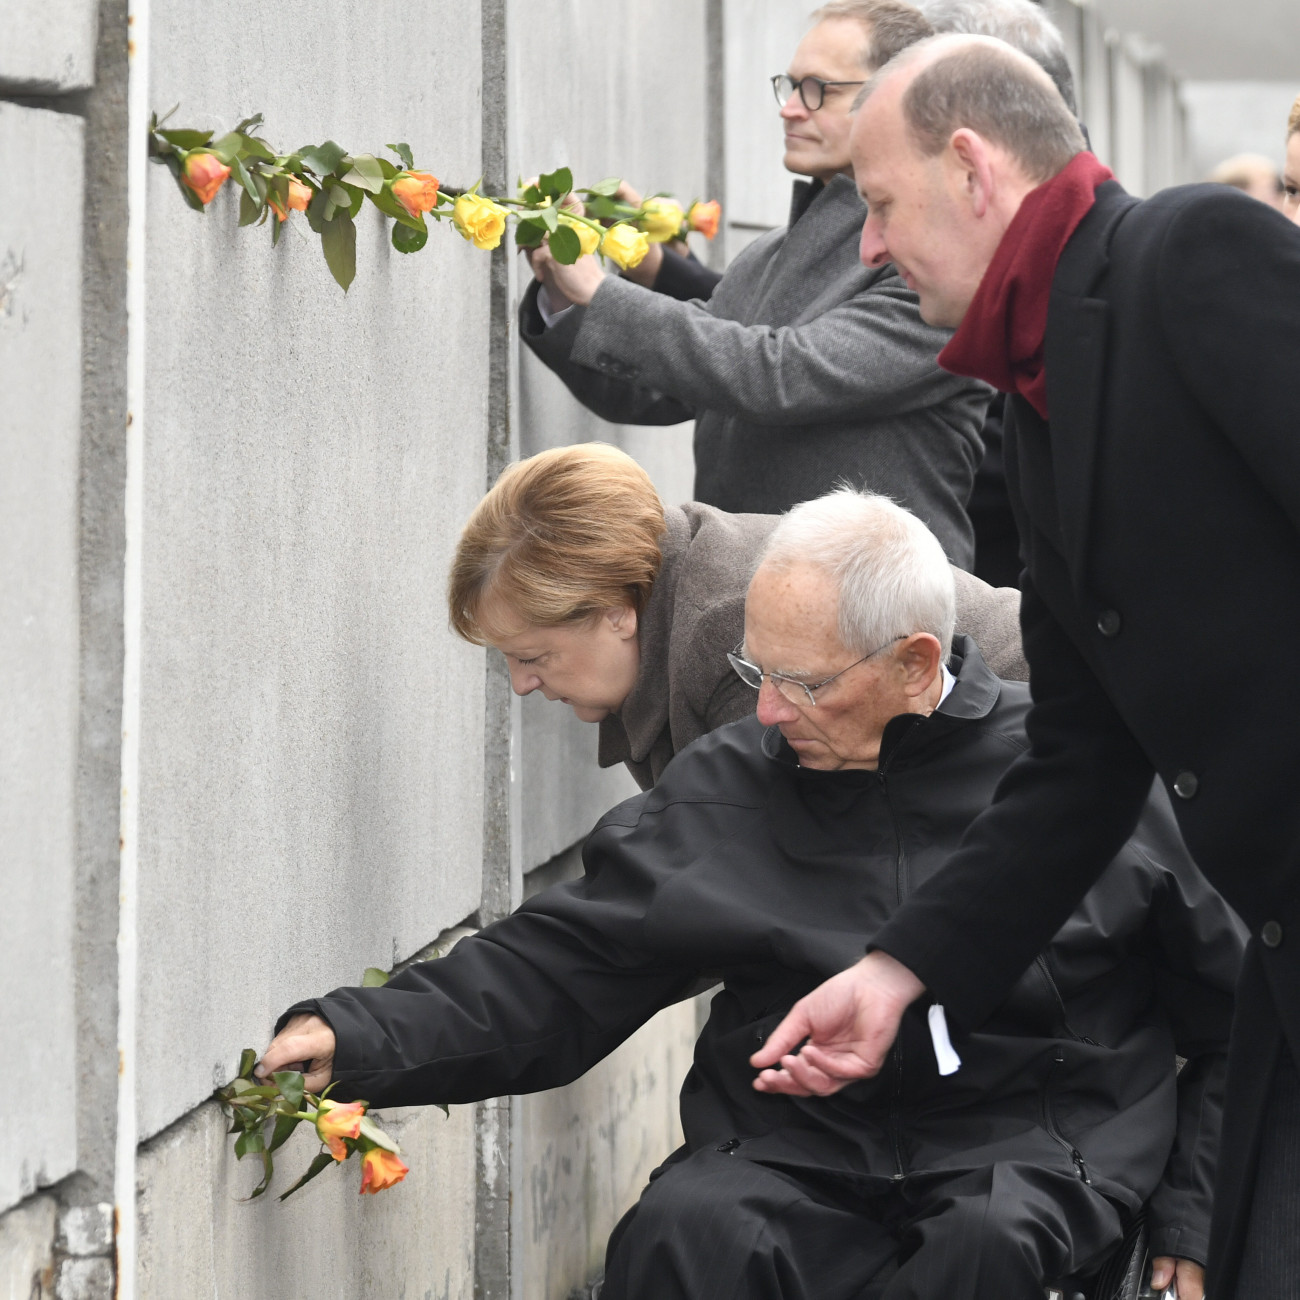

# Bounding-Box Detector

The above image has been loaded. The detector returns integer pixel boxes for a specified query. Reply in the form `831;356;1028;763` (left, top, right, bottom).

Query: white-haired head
757;488;956;659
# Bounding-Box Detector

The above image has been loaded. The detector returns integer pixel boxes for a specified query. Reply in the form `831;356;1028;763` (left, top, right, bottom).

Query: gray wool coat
521;175;993;568
600;503;1027;789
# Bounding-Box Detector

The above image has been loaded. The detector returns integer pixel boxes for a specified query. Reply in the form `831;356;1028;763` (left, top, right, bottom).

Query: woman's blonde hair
448;442;667;644
1290;93;1300;138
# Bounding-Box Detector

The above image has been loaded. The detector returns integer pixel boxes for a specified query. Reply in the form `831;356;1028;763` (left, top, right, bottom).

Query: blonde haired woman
449;443;1026;789
1285;94;1300;224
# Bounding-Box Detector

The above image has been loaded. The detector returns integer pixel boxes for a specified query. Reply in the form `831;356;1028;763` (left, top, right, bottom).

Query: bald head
860;33;1085;183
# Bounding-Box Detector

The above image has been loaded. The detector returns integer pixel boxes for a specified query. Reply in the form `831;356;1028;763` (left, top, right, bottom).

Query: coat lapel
1043;183;1138;592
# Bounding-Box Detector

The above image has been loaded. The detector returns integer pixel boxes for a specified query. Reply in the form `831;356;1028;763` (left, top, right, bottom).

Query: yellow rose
600;223;650;270
453;193;509;250
314;1099;365;1162
559;213;601;258
640;198;684;243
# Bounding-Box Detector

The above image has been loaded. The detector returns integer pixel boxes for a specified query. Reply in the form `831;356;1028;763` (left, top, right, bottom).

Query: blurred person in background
519;1;993;568
1285;95;1300;224
448;442;1026;790
1208;153;1285;209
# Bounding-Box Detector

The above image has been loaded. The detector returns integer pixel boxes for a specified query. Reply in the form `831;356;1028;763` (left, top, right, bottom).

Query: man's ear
898;633;943;696
605;605;639;641
948;128;996;219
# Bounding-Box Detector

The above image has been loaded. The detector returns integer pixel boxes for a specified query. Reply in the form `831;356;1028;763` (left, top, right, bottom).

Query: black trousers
601;1146;1124;1300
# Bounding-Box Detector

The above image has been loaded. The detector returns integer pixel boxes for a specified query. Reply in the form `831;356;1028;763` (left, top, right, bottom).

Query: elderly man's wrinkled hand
1150;1256;1204;1299
750;951;925;1096
255;1012;336;1093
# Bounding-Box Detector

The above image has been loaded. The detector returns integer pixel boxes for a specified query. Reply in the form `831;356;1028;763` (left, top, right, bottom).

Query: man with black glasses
518;0;991;569
260;491;1240;1300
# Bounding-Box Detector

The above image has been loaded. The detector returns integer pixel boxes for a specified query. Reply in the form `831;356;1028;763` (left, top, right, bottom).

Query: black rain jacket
283;639;1244;1264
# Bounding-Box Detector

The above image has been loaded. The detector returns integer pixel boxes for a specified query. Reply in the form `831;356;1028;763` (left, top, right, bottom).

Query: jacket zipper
878;767;909;1178
1043;1047;1092;1185
1033;956;1098;1046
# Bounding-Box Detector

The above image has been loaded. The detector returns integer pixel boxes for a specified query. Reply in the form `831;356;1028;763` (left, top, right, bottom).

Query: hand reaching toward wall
256;1012;336;1093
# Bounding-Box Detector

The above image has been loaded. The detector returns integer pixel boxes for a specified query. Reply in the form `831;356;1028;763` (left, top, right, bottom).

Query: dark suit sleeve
648;249;723;302
871;573;1155;1029
1158;191;1300;533
276;806;697;1109
519;279;697;427
1135;808;1247;1264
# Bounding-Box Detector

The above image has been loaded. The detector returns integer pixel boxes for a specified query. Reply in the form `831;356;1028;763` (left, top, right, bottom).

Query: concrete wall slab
515;1003;696;1300
137;1101;476;1298
0;103;84;1213
134;0;492;1140
0;0;97;92
0;1195;56;1300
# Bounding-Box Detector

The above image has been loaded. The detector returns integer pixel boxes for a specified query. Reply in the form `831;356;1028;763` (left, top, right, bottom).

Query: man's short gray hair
862;36;1086;183
758;489;956;659
812;0;935;71
921;0;1076;112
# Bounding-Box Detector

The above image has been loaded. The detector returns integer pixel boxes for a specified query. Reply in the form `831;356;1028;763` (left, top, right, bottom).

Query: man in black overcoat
751;34;1300;1298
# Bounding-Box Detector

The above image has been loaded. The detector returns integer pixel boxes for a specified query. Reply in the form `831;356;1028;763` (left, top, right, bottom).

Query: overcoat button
1097;609;1122;637
1173;770;1199;799
1262;921;1284;948
716;1138;741;1153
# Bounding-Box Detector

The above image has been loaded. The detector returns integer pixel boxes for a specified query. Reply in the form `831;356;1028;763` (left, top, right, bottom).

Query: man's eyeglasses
771;73;866;112
727;636;907;708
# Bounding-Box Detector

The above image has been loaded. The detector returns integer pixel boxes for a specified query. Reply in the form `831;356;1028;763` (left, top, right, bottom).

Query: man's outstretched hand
255;1012;336;1093
750;951;926;1096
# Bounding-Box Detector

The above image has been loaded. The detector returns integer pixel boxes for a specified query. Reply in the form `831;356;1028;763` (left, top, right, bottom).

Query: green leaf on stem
305;189;327;234
361;967;391;988
298;140;348;179
233;113;265;135
514;218;546;249
209;131;246;165
245;1148;276;1200
321;212;357;291
239;188;263;227
357;1114;401;1155
388;142;415;171
520;183;543;205
340;154;385;194
376;157;398;180
583;176;622;197
537;167;574;200
238;1048;258;1080
240;136;276;163
368;186;426;231
268;1112;301;1153
538;204;559;233
271;217;283;247
548;223;583;265
157;127;214;150
272;1070;305;1110
234;1127;266;1160
278;1150;336;1202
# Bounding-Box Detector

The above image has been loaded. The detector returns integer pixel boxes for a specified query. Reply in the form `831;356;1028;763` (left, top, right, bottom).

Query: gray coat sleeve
566;272;966;427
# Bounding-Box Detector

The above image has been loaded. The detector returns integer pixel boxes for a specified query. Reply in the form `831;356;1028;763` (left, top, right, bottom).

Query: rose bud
314;1099;365;1162
391;170;440;219
359;1147;409;1194
181;151;232;206
558;213;600;258
640;198;685;243
599;223;651;271
453;193;509;250
687;199;721;240
287;179;313;212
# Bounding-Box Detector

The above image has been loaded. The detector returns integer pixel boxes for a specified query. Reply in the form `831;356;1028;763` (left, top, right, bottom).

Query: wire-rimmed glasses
727;636;907;707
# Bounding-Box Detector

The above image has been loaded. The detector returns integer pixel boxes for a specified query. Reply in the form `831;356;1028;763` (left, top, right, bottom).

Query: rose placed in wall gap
150;109;721;291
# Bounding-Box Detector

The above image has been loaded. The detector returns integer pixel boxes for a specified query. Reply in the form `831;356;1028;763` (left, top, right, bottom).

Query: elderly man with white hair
260;491;1240;1300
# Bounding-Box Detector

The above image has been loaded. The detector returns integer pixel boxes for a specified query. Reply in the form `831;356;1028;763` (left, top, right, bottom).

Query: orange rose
687;200;721;240
315;1099;365;1162
181;151;232;206
391;171;440;219
359;1147;409;1194
269;178;314;223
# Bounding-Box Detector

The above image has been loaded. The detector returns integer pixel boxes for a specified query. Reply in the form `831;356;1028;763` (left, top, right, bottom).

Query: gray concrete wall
0;102;85;1214
1;0;97;92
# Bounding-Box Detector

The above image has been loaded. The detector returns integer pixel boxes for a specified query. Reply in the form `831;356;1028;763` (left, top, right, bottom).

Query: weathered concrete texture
137;1101;476;1298
0;1195;56;1300
515;1003;697;1300
0;103;84;1213
0;0;97;92
135;0;492;1140
723;0;809;235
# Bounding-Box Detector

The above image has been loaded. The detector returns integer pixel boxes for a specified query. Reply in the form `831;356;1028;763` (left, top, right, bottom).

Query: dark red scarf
938;151;1113;419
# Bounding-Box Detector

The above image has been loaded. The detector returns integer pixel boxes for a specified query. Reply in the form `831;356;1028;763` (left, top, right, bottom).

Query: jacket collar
760;635;1003;772
1043;179;1140;592
598;506;691;769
